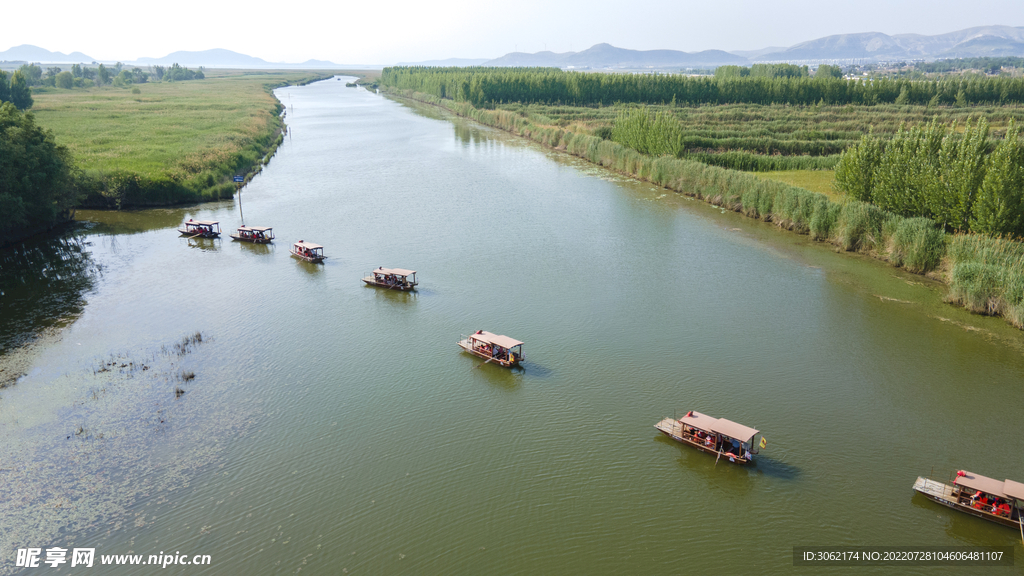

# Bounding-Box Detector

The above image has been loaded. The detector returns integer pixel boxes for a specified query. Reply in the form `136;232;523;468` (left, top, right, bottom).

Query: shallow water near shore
2;77;1023;575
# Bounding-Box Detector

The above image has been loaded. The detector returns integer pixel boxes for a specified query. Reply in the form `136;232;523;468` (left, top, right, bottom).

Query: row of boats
654;409;1024;536
181;219;1020;537
178;220;525;367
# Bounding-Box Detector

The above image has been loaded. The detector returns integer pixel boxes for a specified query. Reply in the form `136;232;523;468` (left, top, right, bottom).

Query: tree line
0;62;207;108
714;63;810;78
380;66;1024;108
834;118;1024;235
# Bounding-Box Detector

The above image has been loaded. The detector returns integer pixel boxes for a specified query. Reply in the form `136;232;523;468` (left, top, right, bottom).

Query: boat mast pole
237;181;244;226
1018;504;1023;546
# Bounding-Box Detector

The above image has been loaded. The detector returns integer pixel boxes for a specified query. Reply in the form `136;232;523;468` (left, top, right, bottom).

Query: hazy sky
5;0;1022;64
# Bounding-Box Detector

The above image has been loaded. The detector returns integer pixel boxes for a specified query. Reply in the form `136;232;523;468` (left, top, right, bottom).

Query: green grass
756;170;841;200
29;71;331;207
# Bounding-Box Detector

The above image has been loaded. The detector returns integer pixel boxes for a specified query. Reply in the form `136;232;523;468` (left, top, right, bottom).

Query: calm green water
2;78;1024;575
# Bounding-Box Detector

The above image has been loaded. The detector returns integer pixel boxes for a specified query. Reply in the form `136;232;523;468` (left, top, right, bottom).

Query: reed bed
946;234;1024;327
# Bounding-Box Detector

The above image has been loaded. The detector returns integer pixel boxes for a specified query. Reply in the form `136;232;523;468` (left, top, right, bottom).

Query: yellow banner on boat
759;437;767;449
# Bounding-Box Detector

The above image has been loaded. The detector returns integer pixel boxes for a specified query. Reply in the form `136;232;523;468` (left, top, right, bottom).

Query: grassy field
756;170;840;199
29;70;335;207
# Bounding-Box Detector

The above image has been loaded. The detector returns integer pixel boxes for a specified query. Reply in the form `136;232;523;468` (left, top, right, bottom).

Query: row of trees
0;102;80;243
8;62;205;93
834;118;1024;235
380;66;1024;108
0;71;33;109
714;63;810;78
915;57;1024;74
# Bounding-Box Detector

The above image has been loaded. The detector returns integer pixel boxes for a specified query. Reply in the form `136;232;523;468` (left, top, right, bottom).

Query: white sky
5;0;1022;64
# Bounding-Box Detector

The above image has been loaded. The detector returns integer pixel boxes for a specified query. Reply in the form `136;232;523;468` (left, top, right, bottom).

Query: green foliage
833;117;1011;234
163;63;204;82
972;120;1024;236
10;71;33;110
930;118;989;231
55;71;74;89
887;217;946;273
715;66;749;78
870;121;941;217
611;106;683;156
0;102;80;242
113;70;133;87
0;70;9;104
750;63;808;78
915;57;1024;74
18;64;42;86
816;65;843;79
30;72;324;210
97;64;110;85
833;130;882;201
381;66;1024;108
946;233;1024;326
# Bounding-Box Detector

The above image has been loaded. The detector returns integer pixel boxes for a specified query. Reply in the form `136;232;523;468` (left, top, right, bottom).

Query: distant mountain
483;43;748;69
298;59;342;67
755;25;1024;62
728;47;788;60
135;48;271;67
397;57;491;67
0;44;94;62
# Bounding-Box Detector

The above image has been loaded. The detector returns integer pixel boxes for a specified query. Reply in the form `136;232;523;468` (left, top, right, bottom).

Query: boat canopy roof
239;226;272;232
1003;479;1024;500
470;330;523;348
954;471;1009;498
187;220;219;226
294;241;323;250
679;410;758;442
374;267;415;276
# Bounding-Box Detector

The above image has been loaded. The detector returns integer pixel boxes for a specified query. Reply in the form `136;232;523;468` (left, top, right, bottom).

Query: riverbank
28;71;334;213
382;87;1024;330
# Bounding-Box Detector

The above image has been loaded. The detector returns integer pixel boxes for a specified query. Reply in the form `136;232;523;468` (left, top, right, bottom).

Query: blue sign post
233;176;244;183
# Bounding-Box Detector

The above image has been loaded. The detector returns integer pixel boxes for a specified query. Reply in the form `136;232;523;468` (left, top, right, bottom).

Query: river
1;77;1023;575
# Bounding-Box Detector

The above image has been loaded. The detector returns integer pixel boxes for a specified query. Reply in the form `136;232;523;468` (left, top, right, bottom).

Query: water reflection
77;207;225;236
236;241;274;256
185;237;220;251
909;495;1021;545
370;286;418;305
0;225;98;353
470;360;524;389
292;258;324;274
665;443;757;496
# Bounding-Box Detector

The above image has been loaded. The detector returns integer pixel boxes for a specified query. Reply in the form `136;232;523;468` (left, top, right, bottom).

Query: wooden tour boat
230;226;274;244
654;410;763;465
913;471;1024;530
178;219;221;238
363;267;417;291
457;331;524;368
290;240;326;263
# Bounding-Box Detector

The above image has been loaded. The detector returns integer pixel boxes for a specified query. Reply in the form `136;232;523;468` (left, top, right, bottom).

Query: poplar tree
972;121;1024;236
